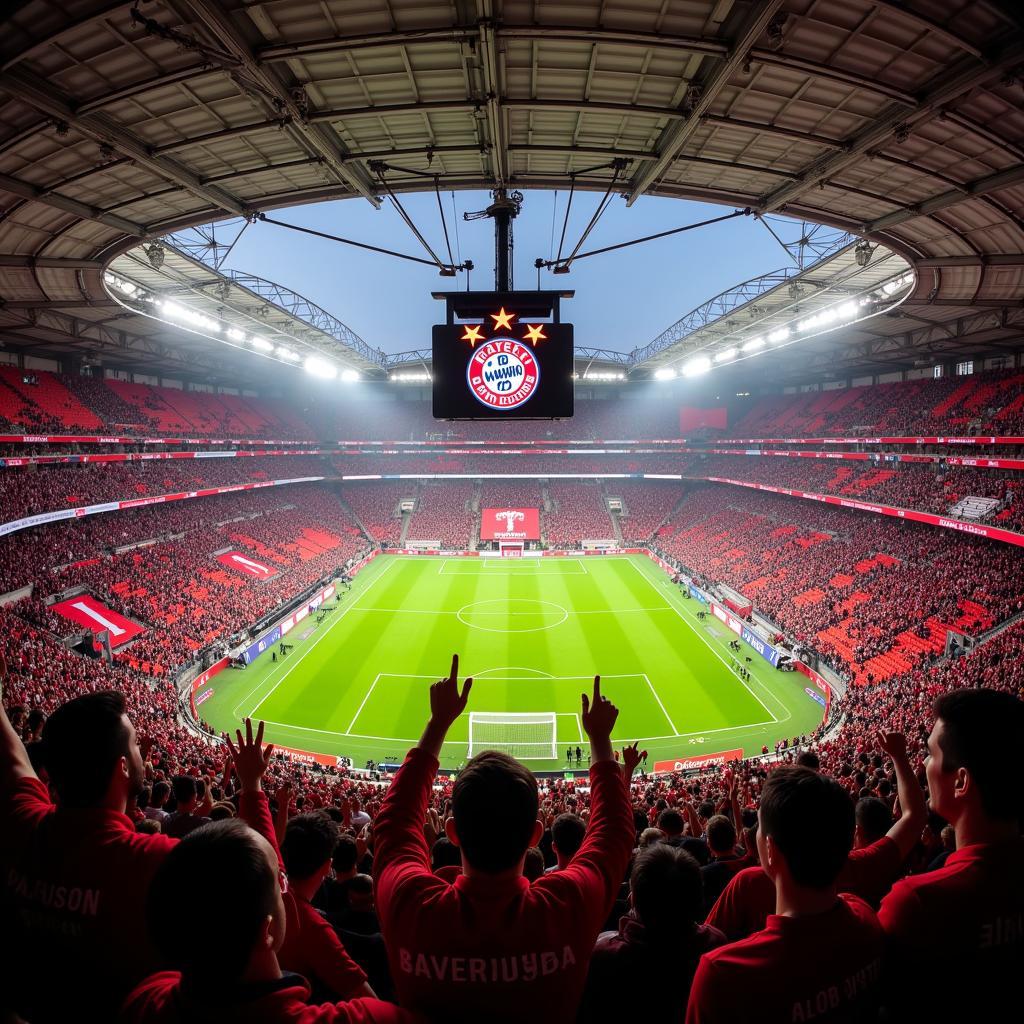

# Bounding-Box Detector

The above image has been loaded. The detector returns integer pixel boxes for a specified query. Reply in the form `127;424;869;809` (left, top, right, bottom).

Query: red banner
653;748;745;774
680;406;727;433
480;507;541;540
216;551;279;578
50;594;147;648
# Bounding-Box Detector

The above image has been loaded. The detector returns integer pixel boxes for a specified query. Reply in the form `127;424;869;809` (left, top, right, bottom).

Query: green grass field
201;554;825;771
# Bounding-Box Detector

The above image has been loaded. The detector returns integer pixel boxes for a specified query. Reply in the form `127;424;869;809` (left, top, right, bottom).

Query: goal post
499;540;524;557
467;712;558;760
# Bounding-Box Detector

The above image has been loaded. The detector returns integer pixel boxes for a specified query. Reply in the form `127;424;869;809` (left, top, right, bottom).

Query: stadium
0;2;1021;1023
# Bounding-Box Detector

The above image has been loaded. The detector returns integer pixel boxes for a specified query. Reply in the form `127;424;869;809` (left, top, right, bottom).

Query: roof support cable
256;214;444;269
538;207;751;270
369;161;467;275
755;213;801;268
435;177;456;271
553;159;629;273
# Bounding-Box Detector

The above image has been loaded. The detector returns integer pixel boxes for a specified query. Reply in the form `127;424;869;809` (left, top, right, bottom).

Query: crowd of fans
542;483;616;545
340;483;409;545
728;369;1024;440
657;485;1024;683
1;645;1020;1022
686;454;1022;525
0;373;1023;1020
0;455;329;524
613;482;685;542
405;483;476;549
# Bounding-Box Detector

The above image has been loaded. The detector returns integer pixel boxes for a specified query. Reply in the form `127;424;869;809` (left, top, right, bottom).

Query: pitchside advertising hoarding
480;507;541;541
653;748;744;774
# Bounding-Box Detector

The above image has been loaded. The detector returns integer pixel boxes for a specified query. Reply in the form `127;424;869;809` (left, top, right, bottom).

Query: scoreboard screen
432;305;573;420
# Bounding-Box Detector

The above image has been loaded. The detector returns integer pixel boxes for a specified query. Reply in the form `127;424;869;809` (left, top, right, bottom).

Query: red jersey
877;840;1024;1017
373;748;634;1022
687;894;884;1023
120;970;416;1023
705;836;902;940
280;891;368;1001
0;776;275;1023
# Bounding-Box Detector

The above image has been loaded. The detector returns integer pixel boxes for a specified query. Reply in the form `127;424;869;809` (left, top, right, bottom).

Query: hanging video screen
432;309;574;420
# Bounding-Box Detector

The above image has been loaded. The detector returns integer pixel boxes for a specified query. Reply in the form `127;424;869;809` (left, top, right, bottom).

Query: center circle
457;598;568;633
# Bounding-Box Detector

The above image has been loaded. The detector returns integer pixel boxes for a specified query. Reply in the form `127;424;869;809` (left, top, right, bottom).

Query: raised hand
419;655;473;758
621;741;647;779
225;718;275;793
876;730;909;762
429;654;473;728
581;676;618;762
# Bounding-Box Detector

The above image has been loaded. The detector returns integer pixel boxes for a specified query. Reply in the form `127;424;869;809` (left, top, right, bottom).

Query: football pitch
201;555;825;771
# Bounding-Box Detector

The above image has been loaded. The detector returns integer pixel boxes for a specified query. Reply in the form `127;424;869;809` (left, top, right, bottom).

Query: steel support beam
0;171;145;236
0;253;107;269
760;37;1024;213
626;0;786;204
476;1;508;185
865;165;1024;233
0;66;252;218
173;0;379;206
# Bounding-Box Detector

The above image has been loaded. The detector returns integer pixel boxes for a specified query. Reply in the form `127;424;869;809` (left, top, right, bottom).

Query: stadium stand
542;482;616;545
405;482;476;549
4;2;1024;1018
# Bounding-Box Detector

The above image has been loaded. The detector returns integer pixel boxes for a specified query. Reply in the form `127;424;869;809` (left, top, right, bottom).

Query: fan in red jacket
374;657;636;1023
0;680;279;1024
877;688;1024;1020
687;767;884;1023
705;730;925;940
120;819;416;1024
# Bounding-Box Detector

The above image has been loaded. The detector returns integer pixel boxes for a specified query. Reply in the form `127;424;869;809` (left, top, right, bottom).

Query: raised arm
877;731;927;858
539;678;634;927
226;718;281;860
374;656;470;900
0;657;36;787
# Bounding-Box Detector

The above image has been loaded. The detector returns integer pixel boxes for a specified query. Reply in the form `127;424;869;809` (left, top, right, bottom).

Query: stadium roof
1;0;1023;387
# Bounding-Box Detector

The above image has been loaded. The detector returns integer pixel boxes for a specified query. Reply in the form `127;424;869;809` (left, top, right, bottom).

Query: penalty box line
438;558;589;575
345;672;678;738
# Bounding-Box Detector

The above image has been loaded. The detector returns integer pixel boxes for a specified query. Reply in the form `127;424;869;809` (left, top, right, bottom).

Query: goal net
468;712;557;760
499;541;524;557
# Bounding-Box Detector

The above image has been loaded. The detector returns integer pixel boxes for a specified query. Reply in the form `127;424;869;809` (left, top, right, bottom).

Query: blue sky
223;190;791;356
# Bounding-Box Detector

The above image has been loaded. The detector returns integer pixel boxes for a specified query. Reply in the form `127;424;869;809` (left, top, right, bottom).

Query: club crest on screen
466;338;540;410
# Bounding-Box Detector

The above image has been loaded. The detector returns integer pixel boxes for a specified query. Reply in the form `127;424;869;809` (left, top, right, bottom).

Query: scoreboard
431;292;574;420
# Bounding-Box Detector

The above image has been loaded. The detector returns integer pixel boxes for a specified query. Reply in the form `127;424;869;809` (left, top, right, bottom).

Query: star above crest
523;324;547;345
490;307;516;331
461;324;485;347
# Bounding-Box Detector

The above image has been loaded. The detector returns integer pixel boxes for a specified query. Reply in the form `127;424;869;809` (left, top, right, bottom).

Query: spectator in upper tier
0;676;278;1024
163;774;212;838
700;815;744;915
144;780;171;825
373;657;634;1022
546;812;586;872
878;689;1024;1019
279;811;375;1003
121;820;414;1024
580;843;726;1023
687;767;884;1023
316;833;362;916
